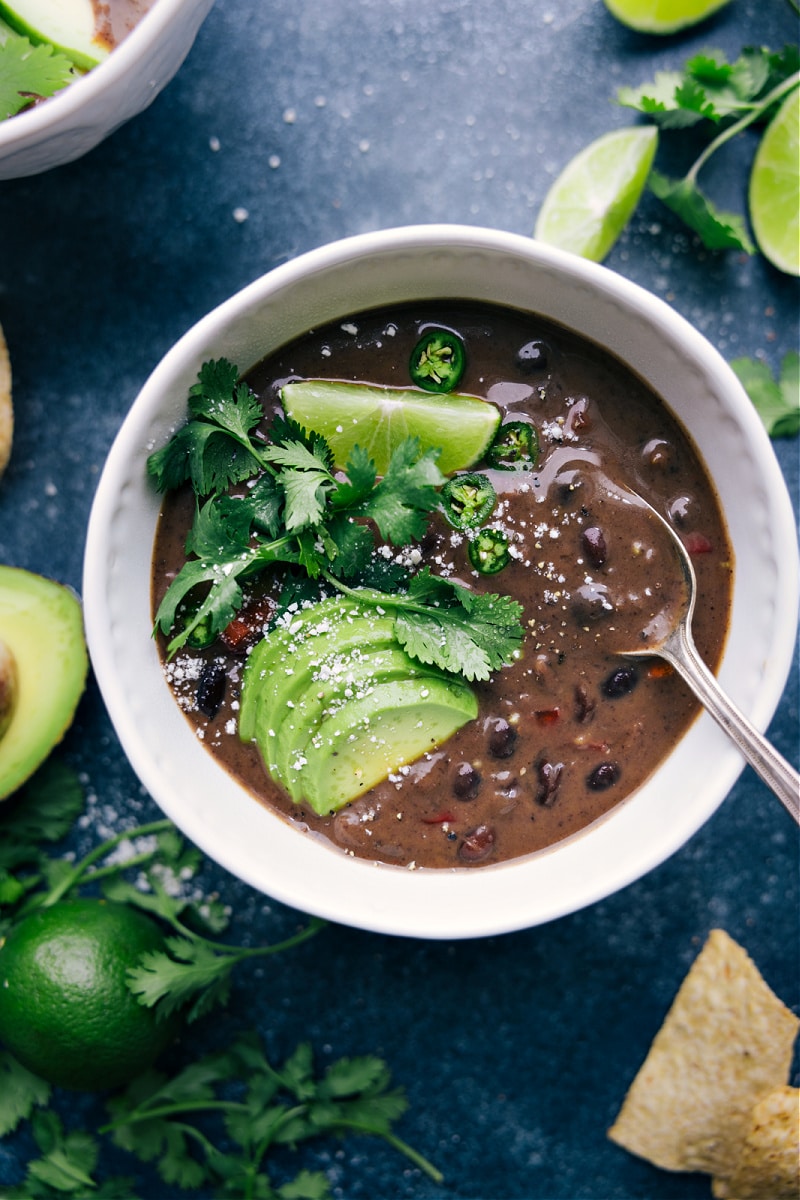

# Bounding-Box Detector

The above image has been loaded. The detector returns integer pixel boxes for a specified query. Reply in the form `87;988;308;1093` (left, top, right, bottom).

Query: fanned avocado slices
240;596;478;815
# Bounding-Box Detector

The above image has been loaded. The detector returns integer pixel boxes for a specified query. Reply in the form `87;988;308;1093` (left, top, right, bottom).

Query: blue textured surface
0;2;797;1197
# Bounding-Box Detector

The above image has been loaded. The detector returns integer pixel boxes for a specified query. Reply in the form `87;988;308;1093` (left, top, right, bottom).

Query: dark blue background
0;1;797;1197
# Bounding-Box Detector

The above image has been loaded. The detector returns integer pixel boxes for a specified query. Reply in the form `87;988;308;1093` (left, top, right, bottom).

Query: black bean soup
151;302;733;870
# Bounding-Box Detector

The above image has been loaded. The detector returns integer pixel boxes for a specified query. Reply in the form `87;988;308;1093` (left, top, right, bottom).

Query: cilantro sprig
101;1035;442;1197
618;47;800;254
149;359;524;678
731;351;800;437
0;34;76;122
0;765;323;1075
0;768;439;1198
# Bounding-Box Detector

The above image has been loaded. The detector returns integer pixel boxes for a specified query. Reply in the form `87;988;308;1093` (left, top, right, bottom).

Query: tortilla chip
712;1086;800;1200
607;929;799;1176
0;322;12;477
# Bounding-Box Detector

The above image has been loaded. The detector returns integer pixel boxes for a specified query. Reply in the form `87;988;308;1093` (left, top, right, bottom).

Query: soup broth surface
152;302;733;869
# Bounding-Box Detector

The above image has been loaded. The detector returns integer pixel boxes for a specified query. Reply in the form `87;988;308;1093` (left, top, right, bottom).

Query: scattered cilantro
617;47;800;254
731;351;800;437
149;360;525;678
0;764;323;1037
0;34;75;122
101;1034;443;1197
0;1052;51;1139
0;769;437;1198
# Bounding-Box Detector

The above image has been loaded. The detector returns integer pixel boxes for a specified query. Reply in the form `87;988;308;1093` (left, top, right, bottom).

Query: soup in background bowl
83;225;799;939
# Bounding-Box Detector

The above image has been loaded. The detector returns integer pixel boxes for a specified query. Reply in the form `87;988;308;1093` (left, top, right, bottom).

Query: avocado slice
298;676;478;815
249;623;402;768
270;645;449;791
238;596;394;743
238;595;478;814
0;0;109;70
0;567;88;800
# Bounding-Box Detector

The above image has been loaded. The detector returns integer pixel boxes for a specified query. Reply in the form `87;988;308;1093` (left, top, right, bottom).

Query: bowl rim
0;0;204;152
83;223;799;939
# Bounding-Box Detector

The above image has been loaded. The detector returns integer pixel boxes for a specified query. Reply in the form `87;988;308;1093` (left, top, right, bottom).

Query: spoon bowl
614;487;800;823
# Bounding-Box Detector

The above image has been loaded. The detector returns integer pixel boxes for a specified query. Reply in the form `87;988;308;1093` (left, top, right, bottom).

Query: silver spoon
613;489;799;824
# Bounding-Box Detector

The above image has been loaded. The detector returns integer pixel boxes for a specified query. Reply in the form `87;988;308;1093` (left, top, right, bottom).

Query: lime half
281;379;501;476
534;126;658;262
749;88;800;278
602;0;732;34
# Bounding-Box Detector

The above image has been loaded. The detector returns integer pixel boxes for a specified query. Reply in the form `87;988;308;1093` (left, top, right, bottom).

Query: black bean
458;824;496;862
197;661;226;718
581;526;607;567
571;581;614;623
574;683;596;724
516;339;548;371
602;665;638;698
487;717;517;758
452;762;482;800
668;494;699;528
534;758;564;807
642;437;673;470
587;762;620;791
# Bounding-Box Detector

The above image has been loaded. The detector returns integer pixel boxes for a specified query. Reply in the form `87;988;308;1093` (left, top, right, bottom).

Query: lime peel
602;0;733;35
749;87;800;277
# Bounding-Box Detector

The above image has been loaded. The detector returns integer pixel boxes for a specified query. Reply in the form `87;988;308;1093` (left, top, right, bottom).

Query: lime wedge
0;0;108;69
280;379;501;476
749;88;800;278
534;126;658;262
602;0;732;34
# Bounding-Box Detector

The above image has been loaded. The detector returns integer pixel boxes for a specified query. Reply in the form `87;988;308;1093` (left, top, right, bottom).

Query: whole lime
0;898;178;1090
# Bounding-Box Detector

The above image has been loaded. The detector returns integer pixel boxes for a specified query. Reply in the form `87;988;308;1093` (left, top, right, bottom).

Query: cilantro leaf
23;1111;99;1194
188;360;263;432
649;171;755;253
343;439;444;544
127;935;235;1022
731;352;800;437
104;1033;441;1192
0;1051;52;1137
147;359;268;496
0;759;84;872
618;70;723;128
617;46;797;127
328;569;524;681
146;416;260;496
0;35;74;121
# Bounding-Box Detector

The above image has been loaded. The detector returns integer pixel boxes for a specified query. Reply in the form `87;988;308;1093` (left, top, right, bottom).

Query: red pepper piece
535;707;560;726
684;531;713;555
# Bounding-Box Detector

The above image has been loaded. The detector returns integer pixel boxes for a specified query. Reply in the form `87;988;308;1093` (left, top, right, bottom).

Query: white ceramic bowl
0;0;215;180
83;225;798;940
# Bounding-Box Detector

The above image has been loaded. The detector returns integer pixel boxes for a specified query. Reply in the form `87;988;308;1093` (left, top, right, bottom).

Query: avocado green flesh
269;648;450;788
299;676;479;815
0;0;108;69
0;566;88;801
238;597;395;743
239;596;478;816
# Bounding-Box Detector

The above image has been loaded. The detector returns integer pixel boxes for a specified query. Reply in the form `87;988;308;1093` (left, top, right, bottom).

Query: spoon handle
660;625;799;823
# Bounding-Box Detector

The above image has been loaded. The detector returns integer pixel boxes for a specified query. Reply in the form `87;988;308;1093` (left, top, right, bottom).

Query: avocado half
0;566;88;800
